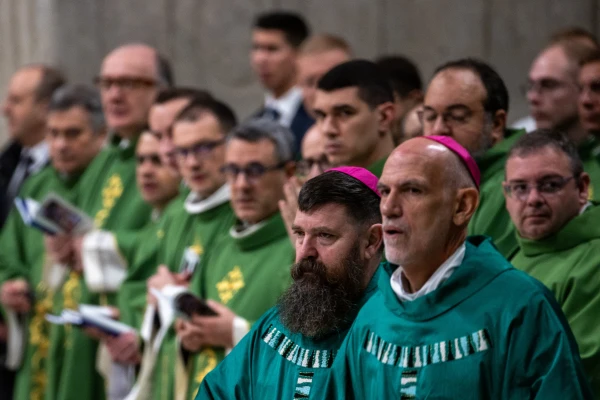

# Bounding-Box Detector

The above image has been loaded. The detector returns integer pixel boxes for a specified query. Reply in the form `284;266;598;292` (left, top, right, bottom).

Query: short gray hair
227;118;295;163
49;84;105;134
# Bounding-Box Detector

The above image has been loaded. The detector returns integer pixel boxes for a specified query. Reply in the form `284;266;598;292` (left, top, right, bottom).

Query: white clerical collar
229;219;268;239
264;87;303;128
580;201;593;214
184;184;230;214
22;140;49;173
390;242;466;302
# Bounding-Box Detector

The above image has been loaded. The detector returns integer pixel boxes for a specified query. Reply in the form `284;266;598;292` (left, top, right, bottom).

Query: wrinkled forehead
295;202;356;232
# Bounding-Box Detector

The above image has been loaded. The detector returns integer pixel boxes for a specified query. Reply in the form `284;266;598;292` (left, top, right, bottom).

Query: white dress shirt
7;140;49;197
264;87;303;128
390;243;466;302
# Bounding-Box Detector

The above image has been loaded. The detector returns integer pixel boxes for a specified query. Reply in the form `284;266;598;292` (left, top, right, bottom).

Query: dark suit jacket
255;102;315;157
0;140;22;228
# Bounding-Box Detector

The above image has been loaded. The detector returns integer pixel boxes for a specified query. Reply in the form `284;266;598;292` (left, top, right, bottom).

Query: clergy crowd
0;9;600;400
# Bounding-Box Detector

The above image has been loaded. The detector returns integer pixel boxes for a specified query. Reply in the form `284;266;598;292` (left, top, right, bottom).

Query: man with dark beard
195;166;383;399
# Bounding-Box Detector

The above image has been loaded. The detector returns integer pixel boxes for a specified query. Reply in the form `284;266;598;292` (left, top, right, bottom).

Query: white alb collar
184;184;230;214
390;242;466;302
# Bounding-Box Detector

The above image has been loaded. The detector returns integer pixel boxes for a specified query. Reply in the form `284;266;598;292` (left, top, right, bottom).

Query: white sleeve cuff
4;310;24;370
231;316;250;347
82;230;128;293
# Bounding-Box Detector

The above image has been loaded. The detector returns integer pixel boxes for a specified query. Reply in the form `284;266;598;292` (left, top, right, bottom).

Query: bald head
99;44;170;138
379;137;479;275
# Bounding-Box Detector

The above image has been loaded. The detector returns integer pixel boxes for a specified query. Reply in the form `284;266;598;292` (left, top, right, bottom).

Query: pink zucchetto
328;166;380;197
421;135;481;189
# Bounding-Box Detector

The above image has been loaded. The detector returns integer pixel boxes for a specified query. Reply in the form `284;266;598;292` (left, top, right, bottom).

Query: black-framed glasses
174;138;226;161
94;76;157;91
136;154;162;166
503;176;575;201
221;161;287;183
296;155;331;177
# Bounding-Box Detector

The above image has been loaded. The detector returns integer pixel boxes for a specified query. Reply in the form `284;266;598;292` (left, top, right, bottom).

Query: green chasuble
511;203;600;394
181;212;294;399
45;136;152;400
0;166;82;400
468;128;525;257
325;236;593;400
126;185;234;400
196;268;381;399
578;136;600;201
366;157;387;178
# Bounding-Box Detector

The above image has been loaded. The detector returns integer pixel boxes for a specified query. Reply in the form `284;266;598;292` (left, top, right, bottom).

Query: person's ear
453;188;479;227
377;102;395;137
577;172;591;205
490;110;506;146
363;223;383;260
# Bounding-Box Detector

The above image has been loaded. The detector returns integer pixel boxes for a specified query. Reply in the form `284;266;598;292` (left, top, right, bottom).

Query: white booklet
45;304;135;336
14;192;93;235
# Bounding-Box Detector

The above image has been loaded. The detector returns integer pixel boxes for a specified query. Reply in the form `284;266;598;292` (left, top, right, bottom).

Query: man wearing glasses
422;58;525;257
171;118;296;398
505;130;600;395
120;96;238;400
38;44;172;400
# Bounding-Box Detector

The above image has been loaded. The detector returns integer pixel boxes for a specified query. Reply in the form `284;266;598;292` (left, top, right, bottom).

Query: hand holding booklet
45;305;135;337
14;192;93;235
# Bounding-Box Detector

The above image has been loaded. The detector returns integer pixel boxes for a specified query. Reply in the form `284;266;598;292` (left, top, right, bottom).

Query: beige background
0;0;597;145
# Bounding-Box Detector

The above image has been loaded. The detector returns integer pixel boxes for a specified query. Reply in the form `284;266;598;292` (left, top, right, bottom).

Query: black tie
262;107;281;121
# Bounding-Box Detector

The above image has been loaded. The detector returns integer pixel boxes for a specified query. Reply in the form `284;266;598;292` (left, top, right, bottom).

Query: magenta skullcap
329;166;380;197
421;135;481;189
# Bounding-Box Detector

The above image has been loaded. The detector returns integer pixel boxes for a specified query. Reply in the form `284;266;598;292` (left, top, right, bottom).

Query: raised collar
229;212;288;251
184;184;230;215
517;202;600;256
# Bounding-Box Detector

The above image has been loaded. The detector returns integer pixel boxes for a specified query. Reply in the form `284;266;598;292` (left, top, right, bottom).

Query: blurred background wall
0;0;597;144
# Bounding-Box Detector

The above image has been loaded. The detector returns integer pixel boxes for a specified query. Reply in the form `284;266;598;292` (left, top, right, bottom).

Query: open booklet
14;192;94;235
45;304;135;337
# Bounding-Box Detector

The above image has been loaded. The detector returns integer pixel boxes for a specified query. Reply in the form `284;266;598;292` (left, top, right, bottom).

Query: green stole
578;135;600;201
0;166;82;400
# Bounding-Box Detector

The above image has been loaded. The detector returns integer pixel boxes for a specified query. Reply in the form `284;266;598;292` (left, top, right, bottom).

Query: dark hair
33;65;67;103
507;129;583;178
581;49;600;67
155;87;213;105
317;59;394;109
253;11;310;48
298;171;381;227
228;118;295;163
376;55;422;97
434;58;509;114
48;84;105;133
175;96;237;134
155;52;174;87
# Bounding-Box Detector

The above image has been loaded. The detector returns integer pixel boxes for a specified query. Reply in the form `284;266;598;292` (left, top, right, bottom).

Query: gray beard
278;245;366;340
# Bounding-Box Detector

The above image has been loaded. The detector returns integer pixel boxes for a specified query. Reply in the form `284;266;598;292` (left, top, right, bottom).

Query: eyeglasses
296;155;331;177
94;76;157;91
174;139;225;161
521;79;572;96
136;154;162;166
221;161;287;183
503;176;575;201
418;107;476;128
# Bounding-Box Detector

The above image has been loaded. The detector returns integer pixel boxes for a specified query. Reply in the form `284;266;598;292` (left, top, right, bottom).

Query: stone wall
0;0;597;144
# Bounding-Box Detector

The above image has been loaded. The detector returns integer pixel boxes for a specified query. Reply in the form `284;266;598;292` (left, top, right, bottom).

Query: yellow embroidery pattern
216;266;245;305
589;184;594;200
29;282;53;400
157;229;165;239
94;174;123;228
195;348;218;384
190;237;203;256
62;271;81;349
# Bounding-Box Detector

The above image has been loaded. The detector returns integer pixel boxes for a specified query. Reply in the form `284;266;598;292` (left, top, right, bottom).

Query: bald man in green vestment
505;130;600;394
